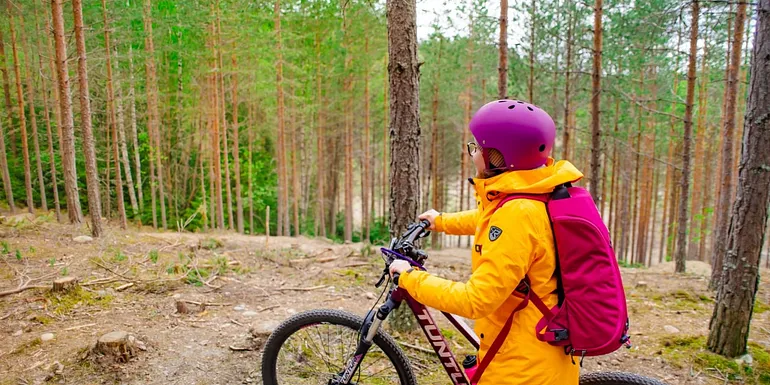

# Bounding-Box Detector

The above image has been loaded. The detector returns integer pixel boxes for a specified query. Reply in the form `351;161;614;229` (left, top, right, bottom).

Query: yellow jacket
399;159;583;385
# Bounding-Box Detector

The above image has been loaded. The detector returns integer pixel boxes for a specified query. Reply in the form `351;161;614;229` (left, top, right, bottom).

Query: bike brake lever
374;270;387;288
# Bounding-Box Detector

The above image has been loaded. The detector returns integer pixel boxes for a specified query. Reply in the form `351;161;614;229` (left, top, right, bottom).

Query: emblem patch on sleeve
489;226;503;241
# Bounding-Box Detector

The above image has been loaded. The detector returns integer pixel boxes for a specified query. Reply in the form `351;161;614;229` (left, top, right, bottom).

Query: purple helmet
469;99;556;171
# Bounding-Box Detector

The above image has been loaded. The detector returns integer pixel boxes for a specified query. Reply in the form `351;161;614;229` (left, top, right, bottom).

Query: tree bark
689;40;710;261
143;0;166;229
675;0;700;273
16;11;47;213
0;25;16;163
35;2;59;221
275;0;286;236
73;0;103;236
711;0;748;286
363;37;372;242
429;37;443;249
562;5;574;161
128;48;143;213
498;0;508;99
708;0;769;356
115;49;138;219
232;53;244;234
315;34;326;237
388;0;421;331
343;11;353;243
528;0;535;102
8;12;34;213
215;5;233;231
51;0;82;223
589;0;603;203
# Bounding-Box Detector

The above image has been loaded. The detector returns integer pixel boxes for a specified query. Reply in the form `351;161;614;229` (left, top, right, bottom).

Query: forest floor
0;213;769;385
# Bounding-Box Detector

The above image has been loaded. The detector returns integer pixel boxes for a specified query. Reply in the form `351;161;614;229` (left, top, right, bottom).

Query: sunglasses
466;141;480;156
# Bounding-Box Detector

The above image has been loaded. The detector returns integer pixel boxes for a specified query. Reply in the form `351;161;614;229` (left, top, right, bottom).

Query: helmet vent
508;105;516;110
539;144;546;152
527;106;534;111
498;100;507;103
517;101;524;104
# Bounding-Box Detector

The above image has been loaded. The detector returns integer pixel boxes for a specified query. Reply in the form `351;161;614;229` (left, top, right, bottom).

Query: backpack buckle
552;329;569;341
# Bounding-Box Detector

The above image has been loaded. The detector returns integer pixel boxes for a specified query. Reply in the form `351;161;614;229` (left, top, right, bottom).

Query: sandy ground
0;214;768;385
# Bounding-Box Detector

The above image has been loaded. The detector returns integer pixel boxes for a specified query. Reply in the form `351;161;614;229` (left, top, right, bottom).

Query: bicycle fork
333;293;401;385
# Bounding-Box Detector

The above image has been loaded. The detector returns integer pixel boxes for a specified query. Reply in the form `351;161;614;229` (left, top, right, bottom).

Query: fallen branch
0;283;49;297
259;305;280;312
178;300;232;307
63;323;96;331
274;285;327;292
398;341;434;355
342;262;370;268
228;345;254;351
115;283;135;291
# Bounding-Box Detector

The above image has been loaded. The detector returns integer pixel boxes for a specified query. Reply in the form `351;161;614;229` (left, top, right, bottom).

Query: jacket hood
472;158;584;197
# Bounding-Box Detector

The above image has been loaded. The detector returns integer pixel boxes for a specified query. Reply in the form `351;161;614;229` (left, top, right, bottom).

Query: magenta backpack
471;184;630;383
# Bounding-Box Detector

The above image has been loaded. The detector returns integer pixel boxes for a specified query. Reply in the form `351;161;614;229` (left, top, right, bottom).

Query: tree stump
95;331;136;363
52;277;79;292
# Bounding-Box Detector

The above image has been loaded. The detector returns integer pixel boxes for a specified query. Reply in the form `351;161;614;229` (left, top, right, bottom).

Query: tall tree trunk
731;19;752;199
144;0;166;229
51;0;82;223
708;0;769;355
102;0;126;229
675;0;700;274
232;54;244;233
689;41;709;261
363;37;371;242
274;0;286;236
8;13;34;213
528;0;535;102
315;35;326;237
388;0;420;331
343;12;353;243
0;25;16;162
35;2;59;221
0;102;10;213
115;49;138;219
128;48;143;213
699;121;717;260
248;102;255;234
16;12;47;213
589;0;603;203
215;5;233;231
381;56;389;223
208;41;224;230
430;38;443;249
498;0;508;99
290;89;300;236
562;5;574;161
459;20;473;248
72;0;104;236
711;0;748;286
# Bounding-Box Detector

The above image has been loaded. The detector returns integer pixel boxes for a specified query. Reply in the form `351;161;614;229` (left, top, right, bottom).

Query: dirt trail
0;217;768;384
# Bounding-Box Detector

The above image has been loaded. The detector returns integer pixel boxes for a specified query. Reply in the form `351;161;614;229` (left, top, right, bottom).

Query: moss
32;314;55;325
11;337;41;355
46;287;113;315
754;300;770;315
660;336;770;384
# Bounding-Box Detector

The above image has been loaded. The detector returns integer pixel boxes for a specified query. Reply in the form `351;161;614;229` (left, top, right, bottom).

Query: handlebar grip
393;273;401;286
419;219;432;229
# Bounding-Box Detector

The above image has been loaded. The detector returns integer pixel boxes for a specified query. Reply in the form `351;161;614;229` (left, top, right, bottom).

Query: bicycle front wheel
580;371;668;385
261;309;417;385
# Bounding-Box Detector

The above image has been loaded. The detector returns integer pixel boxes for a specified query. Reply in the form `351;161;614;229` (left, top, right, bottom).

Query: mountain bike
261;220;666;385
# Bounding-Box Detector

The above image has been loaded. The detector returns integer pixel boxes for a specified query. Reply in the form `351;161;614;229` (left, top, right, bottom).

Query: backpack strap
471;195;558;383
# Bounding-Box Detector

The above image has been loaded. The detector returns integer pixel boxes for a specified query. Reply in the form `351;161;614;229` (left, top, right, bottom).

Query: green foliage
113;250;127;262
14;249;22;261
49;257;56;267
1;241;9;254
46;287;113;315
618;260;644;269
754;300;770;315
149;250;159;264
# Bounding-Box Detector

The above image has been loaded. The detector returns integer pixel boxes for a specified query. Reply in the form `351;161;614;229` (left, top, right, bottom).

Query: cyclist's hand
389;260;411;278
418;209;440;230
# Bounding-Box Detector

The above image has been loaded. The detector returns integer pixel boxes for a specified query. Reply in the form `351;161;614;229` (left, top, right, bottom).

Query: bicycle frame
392;287;480;385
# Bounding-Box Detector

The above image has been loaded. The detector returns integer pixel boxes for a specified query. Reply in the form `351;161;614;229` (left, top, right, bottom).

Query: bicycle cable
354;274;391;384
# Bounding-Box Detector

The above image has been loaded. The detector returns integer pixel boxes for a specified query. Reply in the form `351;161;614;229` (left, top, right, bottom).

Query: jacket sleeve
399;201;541;319
435;209;478;236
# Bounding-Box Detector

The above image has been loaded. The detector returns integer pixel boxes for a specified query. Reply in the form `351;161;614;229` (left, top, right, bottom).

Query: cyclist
390;99;582;385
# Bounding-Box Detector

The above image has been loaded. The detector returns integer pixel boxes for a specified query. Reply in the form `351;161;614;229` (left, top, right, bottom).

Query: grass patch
148;249;159;264
660;336;770;384
618;260;645;269
200;238;223;250
11;337;41;356
46;287;113;315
